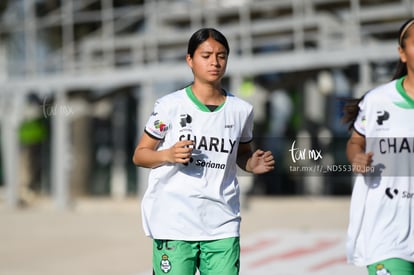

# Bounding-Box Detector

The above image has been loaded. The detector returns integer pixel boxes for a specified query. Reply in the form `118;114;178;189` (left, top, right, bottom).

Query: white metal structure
0;0;412;208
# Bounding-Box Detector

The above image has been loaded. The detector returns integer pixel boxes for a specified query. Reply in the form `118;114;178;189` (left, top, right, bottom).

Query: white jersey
141;86;253;241
347;77;414;266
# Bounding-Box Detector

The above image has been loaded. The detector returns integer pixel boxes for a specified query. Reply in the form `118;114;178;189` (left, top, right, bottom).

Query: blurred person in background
19;93;47;206
343;18;414;275
133;28;274;275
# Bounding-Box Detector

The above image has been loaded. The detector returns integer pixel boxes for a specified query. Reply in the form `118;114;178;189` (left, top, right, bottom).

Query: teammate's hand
168;140;194;164
351;152;373;173
247;149;275;174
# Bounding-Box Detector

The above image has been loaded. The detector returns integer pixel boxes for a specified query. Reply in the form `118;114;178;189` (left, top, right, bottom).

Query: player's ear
186;54;193;69
398;46;407;63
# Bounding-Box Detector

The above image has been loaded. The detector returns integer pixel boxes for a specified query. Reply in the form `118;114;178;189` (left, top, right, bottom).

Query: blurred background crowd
0;0;409;209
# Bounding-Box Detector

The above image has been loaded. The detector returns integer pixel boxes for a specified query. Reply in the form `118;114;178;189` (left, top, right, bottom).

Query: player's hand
248;149;275;174
351;152;373;173
168;140;194;164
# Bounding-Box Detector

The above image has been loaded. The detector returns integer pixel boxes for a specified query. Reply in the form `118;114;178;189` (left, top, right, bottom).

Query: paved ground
0;195;366;275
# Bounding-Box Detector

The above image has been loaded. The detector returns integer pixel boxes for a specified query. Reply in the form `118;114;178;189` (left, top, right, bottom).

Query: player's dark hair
341;97;364;130
187;28;230;58
392;18;414;80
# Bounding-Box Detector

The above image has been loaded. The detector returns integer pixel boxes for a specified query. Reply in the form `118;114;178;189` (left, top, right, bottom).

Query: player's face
186;37;228;85
399;26;414;74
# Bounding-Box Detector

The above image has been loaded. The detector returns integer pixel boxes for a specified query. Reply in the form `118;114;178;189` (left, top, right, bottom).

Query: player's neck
190;82;225;106
402;75;414;100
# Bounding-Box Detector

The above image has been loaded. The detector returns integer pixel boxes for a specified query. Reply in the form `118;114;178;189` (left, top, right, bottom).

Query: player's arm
237;143;275;174
132;132;193;168
346;130;373;173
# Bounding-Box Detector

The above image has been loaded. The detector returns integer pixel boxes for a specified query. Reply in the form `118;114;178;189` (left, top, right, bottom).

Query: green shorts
367;258;414;275
152;237;240;275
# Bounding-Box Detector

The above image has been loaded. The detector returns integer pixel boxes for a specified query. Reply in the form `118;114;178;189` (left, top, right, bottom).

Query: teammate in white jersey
343;18;414;275
133;28;275;275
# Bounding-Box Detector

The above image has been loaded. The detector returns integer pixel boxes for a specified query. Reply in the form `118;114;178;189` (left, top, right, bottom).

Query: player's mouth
208;70;221;75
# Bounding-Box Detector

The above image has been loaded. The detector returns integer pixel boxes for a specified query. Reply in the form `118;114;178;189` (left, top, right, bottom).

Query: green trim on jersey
185;86;226;112
395;76;414;109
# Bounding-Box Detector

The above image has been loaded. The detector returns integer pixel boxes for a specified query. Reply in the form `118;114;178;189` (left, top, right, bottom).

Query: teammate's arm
237;143;275;174
132;132;193;168
346;130;373;173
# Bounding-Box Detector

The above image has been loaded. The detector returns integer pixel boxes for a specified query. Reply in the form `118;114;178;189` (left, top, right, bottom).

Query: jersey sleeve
240;109;254;144
144;100;171;140
353;98;366;136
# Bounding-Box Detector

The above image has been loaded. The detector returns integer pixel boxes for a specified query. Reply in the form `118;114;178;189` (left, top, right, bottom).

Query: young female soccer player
343;18;414;275
132;28;275;275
